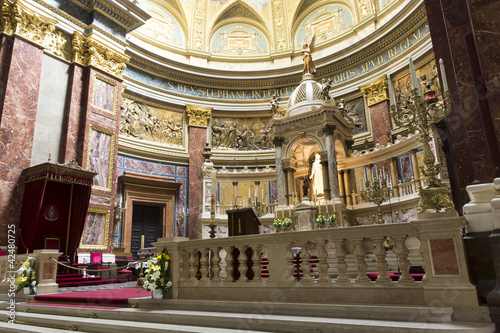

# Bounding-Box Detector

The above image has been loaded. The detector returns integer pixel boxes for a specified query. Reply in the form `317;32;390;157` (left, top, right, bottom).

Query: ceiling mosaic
132;0;398;58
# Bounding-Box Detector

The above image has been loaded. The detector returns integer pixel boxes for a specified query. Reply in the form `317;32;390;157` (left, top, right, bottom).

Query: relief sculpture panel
120;98;184;146
211;117;273;150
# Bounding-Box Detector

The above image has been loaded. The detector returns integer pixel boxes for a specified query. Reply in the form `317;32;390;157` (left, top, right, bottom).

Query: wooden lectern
227;208;261;236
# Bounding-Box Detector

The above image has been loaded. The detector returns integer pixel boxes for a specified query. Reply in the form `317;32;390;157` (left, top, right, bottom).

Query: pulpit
226;208;261;236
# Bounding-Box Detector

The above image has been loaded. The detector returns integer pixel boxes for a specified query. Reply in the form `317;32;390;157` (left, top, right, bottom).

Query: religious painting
80;209;110;249
295;5;354;47
92;76;117;113
343;96;368;136
397;153;413;184
211;24;269;56
87;126;114;190
136;3;186;47
211;117;273;150
120;98;184;146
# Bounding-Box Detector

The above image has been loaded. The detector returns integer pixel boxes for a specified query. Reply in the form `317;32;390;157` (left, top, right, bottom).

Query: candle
140;235;145;249
325;200;329;214
387;74;395;106
409;56;422;95
439;58;449;92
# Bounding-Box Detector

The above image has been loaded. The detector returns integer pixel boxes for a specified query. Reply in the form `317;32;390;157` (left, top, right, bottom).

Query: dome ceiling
131;0;399;62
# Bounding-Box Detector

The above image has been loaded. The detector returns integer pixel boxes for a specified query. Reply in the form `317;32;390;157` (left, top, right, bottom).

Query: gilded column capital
72;32;129;79
1;0;70;61
186;105;212;127
360;76;389;107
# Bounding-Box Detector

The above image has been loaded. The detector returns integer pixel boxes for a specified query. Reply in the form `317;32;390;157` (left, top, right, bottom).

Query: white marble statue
310;153;324;197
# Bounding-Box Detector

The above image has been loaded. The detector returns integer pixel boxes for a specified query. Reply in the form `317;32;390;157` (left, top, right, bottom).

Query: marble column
283;168;291;206
338;171;346;204
321;160;331;201
0;36;44;244
188;126;207;239
343;170;353;206
274;137;286;205
324;126;340;199
63;64;87;165
390;157;400;198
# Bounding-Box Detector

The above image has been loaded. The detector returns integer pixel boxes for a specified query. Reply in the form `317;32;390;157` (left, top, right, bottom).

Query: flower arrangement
327;213;336;227
282;217;292;231
316;214;326;228
273;218;283;232
138;248;172;296
16;256;37;294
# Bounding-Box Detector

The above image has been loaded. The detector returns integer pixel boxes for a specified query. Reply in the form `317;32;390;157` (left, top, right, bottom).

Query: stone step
6;302;494;333
0;321;82;333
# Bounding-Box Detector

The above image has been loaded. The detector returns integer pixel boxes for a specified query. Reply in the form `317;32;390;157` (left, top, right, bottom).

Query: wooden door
131;204;161;259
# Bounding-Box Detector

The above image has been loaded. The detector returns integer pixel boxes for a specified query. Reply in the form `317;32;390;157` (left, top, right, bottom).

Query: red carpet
34;287;151;305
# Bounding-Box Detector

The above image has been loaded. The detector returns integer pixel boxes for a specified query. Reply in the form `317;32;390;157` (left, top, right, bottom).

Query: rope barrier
50;257;150;272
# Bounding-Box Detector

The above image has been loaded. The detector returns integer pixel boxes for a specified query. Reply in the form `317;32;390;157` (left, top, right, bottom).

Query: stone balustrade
155;212;478;307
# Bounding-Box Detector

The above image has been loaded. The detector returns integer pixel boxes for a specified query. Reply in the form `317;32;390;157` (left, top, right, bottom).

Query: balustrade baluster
373;237;391;284
317;240;331;284
251;245;262;283
211;247;221;283
237;245;248;283
188;249;198;283
199;248;209;283
224;246;234;282
353;239;370;283
394;235;414;284
299;241;312;283
333;239;350;284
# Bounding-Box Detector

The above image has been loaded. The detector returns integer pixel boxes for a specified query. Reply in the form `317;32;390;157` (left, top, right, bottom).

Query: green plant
282;217;292;230
273;218;283;231
138;248;172;295
316;214;326;227
327;213;336;227
16;256;37;294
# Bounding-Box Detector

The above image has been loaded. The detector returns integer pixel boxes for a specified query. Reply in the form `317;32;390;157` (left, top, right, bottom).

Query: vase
152;289;163;299
23;287;30;295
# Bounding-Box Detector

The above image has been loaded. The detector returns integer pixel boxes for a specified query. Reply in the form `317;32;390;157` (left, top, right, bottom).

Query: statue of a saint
310;153;324;197
321;78;332;102
301;176;310;199
301;43;316;76
269;95;279;115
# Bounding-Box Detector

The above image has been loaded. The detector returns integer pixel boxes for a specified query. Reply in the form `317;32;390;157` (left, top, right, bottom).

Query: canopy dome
286;74;324;117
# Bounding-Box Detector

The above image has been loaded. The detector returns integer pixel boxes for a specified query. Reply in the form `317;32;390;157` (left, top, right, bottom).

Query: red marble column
423;0;499;208
368;100;392;146
0;37;43;244
63;64;88;165
188;126;207;239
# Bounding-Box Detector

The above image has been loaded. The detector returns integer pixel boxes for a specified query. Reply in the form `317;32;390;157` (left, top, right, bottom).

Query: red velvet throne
17;160;96;262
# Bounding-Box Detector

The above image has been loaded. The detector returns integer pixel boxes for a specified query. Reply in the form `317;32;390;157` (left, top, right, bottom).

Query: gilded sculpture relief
120;98;184;146
211;118;274;150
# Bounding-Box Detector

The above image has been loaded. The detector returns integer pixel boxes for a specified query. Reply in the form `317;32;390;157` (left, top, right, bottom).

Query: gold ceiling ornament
390;59;454;213
360;76;389;107
186;105;212;127
271;0;289;52
1;0;70;61
71;32;129;79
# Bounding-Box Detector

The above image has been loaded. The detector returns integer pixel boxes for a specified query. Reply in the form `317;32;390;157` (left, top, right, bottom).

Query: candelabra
361;178;393;224
389;58;454;213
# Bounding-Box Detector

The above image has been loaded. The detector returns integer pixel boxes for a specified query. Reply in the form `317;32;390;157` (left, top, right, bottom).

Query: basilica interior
0;0;499;331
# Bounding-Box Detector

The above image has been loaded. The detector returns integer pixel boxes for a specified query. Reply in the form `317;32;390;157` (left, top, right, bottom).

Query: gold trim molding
359;76;389;107
72;32;129;79
1;0;70;61
186;105;212;127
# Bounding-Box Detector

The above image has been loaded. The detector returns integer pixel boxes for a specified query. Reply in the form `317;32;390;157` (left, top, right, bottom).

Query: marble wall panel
91;112;116;128
401;207;417;223
81;211;107;247
368;100;391;146
429;238;460;275
269;180;277;203
177;166;187;176
88;129;112;188
397;153;413;184
0;38;43;242
123;157;176;176
92;77;116;112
